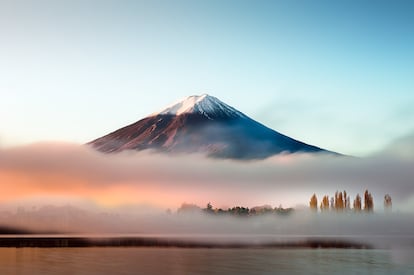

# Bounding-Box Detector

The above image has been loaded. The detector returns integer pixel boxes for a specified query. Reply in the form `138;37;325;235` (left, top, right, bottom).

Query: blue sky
0;0;413;156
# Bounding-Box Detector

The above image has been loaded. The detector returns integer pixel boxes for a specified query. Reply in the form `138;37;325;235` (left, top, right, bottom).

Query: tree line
177;202;294;216
310;190;392;213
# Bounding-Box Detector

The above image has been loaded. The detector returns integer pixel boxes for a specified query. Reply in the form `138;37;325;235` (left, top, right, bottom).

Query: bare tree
364;190;374;212
320;195;330;211
309;194;318;212
343;190;349;210
346;196;351;210
338;191;344;210
384;194;392;212
353;194;362;212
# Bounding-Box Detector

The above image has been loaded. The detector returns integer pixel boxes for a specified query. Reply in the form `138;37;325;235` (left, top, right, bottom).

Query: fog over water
0;134;413;243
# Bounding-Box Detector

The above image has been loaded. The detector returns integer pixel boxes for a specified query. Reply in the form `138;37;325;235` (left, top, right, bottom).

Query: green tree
204;202;214;214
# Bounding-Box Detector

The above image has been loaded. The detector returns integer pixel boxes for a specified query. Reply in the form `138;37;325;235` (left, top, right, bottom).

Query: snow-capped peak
152;94;247;119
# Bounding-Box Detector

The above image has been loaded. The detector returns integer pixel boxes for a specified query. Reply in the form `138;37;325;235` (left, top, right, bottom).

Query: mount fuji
88;94;335;159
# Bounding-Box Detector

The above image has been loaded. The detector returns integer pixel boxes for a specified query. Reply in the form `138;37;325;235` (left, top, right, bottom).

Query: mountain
88;94;334;159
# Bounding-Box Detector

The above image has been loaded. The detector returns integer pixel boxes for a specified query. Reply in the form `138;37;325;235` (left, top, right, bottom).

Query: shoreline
0;236;372;249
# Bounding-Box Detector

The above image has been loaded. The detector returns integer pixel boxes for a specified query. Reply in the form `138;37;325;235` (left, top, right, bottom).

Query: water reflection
1;248;413;275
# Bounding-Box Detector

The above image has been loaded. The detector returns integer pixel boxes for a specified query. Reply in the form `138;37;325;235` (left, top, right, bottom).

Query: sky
0;0;413;156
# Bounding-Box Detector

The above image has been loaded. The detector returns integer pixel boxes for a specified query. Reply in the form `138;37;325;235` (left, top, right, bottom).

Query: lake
1;247;414;274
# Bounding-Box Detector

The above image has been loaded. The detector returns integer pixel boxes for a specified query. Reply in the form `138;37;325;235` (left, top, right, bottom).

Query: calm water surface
1;247;414;275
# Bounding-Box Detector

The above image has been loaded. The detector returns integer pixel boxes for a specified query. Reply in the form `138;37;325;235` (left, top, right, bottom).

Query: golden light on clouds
1;141;414;211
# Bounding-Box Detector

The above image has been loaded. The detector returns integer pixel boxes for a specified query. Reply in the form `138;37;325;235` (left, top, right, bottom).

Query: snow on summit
89;93;333;158
152;94;246;119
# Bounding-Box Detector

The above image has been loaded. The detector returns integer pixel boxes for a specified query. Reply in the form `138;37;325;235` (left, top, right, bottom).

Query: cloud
379;132;414;160
0;138;414;250
0;136;414;213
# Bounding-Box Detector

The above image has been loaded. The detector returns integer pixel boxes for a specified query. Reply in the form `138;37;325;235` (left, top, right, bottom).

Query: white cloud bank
0;133;413;212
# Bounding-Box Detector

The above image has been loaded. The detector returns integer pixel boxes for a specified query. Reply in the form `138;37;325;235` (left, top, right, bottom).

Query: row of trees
310;190;392;213
177;202;294;216
205;203;294;216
